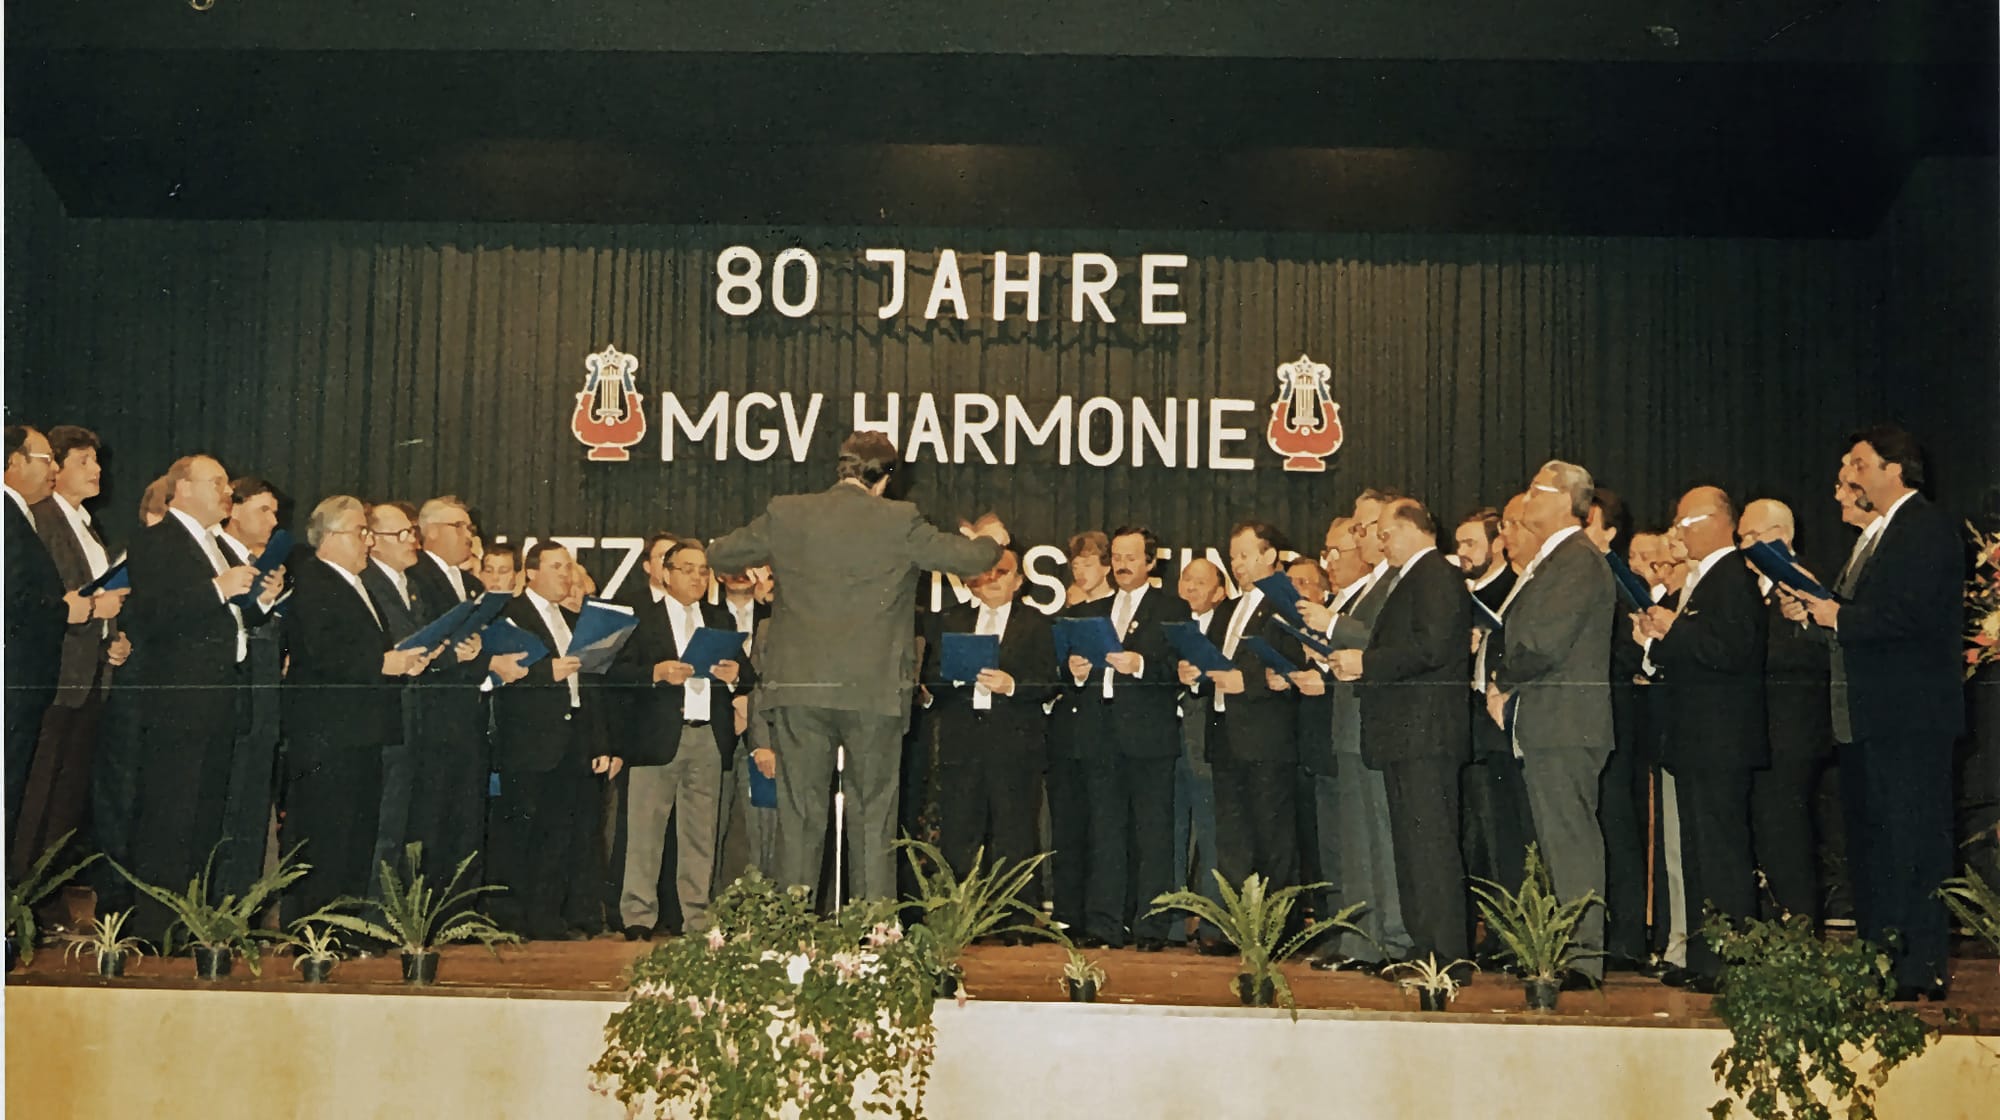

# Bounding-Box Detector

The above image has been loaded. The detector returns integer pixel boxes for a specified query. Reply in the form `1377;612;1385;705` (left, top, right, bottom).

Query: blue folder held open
228;528;293;610
481;617;549;687
1163;621;1232;673
748;765;778;809
394;595;484;653
1470;593;1505;633
569;598;640;675
1052;616;1122;670
79;553;129;596
1274;615;1335;656
1239;634;1298;676
450;591;517;644
1253;573;1308;628
1604;550;1654;612
1742;541;1832;601
681;627;749;678
938;632;1001;683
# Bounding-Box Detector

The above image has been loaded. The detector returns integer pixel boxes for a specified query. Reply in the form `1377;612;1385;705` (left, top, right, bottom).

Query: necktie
683;602;711;721
544;601;579;707
974;605;1000;709
1103;590;1136;698
1834;529;1880;599
199;526;250;662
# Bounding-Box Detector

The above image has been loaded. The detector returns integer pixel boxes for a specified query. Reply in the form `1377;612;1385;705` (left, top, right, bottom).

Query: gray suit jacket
709;482;1000;718
1493;529;1616;752
1328;567;1400;757
31;497;112;704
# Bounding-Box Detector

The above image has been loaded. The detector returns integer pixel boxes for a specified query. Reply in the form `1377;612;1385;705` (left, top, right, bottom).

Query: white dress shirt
1098;583;1150;697
527;588;580;708
972;599;1013;710
1214;586;1265;712
1641;544;1736;676
51;493;109;579
172;507;248;662
658;588;713;723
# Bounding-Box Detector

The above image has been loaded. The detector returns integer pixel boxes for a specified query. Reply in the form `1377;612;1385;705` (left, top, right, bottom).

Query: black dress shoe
1657;967;1716;993
1561;972;1603;993
1893;983;1948;1004
1311;954;1375;973
1135;938;1167;953
623;925;651;942
1075;933;1109;950
1604;954;1649;973
1196;937;1235;957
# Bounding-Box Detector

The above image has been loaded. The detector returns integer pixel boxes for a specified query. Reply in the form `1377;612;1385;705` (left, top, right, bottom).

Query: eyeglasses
370;526;419;543
434;519;474;533
1673;513;1713;531
22;452;53;464
1530;483;1562;495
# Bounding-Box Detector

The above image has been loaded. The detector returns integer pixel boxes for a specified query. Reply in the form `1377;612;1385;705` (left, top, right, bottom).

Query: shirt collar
1396;545;1437;580
319;555;368;593
1529;524;1583;571
1691;545;1736;583
370;556;408;588
51;492;84;522
1469;563;1506;592
170;507;218;547
1870;490;1917;538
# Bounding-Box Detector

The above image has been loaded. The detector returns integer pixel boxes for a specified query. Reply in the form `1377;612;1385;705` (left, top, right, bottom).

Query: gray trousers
1332;752;1411;962
767;706;906;903
621;726;722;933
1520;746;1611;980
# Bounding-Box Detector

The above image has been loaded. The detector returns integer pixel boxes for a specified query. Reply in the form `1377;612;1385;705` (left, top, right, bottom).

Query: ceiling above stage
7;1;1995;236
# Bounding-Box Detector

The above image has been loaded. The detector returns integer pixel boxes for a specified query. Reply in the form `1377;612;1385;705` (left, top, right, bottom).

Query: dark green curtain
7;149;1993;591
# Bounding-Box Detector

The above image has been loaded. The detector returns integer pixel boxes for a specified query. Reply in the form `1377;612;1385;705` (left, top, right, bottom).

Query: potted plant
61;908;147;978
1058;943;1106;1003
1705;912;1936;1120
113;843;307;979
593;871;943;1119
1470;843;1603;1011
1938;863;1998;955
290;922;343;984
1148;872;1370;1013
895;838;1052;998
1384;953;1475;1012
6;830;102;969
315;843;517;985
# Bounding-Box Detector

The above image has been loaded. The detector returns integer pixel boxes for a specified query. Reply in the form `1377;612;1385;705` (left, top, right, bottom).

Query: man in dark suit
281;496;433;920
123;454;285;937
4;425;90;852
1333;498;1473;965
1047;530;1116;941
1736;498;1834;924
1170;557;1230;950
923;547;1055;907
1588;487;1653;970
1637;487;1767;989
17;426;128;873
707;432;1004;903
1458;501;1532;917
1487;460;1618;982
1291;516;1370;963
1456;507;1517;609
213;476;288;898
1786;426;1964;999
489;543;621;939
608;535;750;939
360;500;433;876
712;562;773;887
1180;521;1303;895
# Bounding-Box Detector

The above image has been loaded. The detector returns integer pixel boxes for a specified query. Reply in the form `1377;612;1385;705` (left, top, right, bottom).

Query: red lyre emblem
571;344;647;462
1264;353;1344;472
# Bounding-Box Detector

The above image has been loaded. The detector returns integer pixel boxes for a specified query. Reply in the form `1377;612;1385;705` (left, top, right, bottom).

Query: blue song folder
569;598;640;675
79;553;129;595
1742;541;1832;601
1052;616;1122;670
394;595;484;653
1274;615;1335;656
481;618;549;687
938;633;1001;683
1163;621;1232;673
450;591;516;644
1239;634;1298;676
1470;593;1505;633
681;627;749;678
1604;550;1654;612
748;765;778;809
228;528;292;610
1253;573;1308;628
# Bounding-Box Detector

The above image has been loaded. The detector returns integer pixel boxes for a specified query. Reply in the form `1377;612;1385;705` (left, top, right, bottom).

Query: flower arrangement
592;871;942;1120
1965;521;2000;680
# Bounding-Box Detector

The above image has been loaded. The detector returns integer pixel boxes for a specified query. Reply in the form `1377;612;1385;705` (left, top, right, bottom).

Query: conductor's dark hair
1848;424;1926;490
836;431;899;488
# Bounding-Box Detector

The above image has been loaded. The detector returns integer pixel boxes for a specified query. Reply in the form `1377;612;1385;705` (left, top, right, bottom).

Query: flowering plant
592;871;942;1120
1966;521;2000;680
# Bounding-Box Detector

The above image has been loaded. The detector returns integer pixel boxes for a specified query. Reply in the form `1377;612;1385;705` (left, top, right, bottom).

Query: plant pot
97;951;126;979
193;945;234;980
1523;977;1561;1012
299;957;335;984
933;970;961;999
5;936;17;973
1233;973;1276;1007
401;950;440;985
1064;978;1098;1003
1417;988;1449;1012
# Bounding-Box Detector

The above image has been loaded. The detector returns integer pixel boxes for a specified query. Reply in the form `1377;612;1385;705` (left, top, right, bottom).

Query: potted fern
316;843;518;984
113;843;308;979
1470;843;1603;1011
1384;953;1475;1012
1054;935;1107;1002
6;830;102;969
1938;864;1998;956
895;838;1052;998
1148;872;1369;1013
290;922;343;984
62;908;147;978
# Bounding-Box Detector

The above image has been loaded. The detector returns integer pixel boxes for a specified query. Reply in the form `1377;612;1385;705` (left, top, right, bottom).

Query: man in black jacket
1786;426;1964;999
488;543;622;940
1334;498;1473;965
4;425;86;848
281;496;433;919
1638;486;1767;988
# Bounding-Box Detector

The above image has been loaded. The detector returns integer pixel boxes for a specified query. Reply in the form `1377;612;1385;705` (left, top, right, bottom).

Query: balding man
122;454;284;934
1634;486;1766;990
1487;461;1617;984
1737;498;1834;925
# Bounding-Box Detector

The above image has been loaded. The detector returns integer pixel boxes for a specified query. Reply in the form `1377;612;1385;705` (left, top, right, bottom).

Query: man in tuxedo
1487;460;1618;982
1736;498;1835;924
712;563;773;887
1589;486;1653;970
1786;426;1963;999
1635;487;1767;989
609;535;749;939
1456;507;1517;608
924;548;1055;907
123;454;285;935
18;426;129;874
489;543;621;939
1180;521;1303;898
1051;527;1184;949
707;431;1004;903
1333;498;1473;965
408;495;513;878
1170;557;1229;950
207;476;288;898
281;496;433;919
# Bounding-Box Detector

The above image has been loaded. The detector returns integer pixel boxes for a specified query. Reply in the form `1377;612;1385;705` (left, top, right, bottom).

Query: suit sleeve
707;511;773;573
1496;549;1603;689
905;513;1001;577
